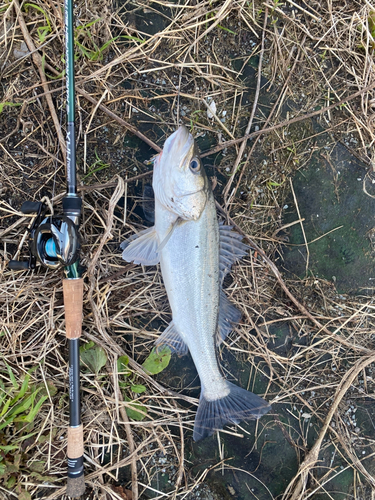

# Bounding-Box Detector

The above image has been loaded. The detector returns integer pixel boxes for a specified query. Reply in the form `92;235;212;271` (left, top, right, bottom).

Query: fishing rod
8;0;85;496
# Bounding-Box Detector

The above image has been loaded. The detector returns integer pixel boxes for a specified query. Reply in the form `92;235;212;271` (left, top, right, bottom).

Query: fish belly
158;195;224;392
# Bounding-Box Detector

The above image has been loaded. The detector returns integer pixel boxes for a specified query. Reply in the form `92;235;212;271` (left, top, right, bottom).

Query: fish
121;125;271;440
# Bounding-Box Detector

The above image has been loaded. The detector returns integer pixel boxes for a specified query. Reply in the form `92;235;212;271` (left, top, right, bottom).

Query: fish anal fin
193;381;271;441
217;290;242;345
219;223;249;283
121;226;160;265
155;322;188;356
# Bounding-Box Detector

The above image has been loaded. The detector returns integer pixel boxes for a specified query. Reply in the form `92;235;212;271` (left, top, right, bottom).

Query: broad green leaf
38;380;57;398
6;475;16;488
117;356;131;377
30;471;59;482
131;385;146;394
118;381;129;389
5;464;18;474
18;490;32;500
142;346;171;375
29;461;44;473
80;344;107;374
124;398;147;421
80;341;95;353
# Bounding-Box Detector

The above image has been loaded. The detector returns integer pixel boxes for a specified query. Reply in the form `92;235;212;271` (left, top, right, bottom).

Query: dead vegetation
0;0;375;499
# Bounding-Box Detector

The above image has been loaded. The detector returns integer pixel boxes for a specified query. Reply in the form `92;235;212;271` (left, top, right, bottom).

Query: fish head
153;125;208;220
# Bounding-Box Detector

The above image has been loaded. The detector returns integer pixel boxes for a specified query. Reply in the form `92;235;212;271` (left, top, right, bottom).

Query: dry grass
1;0;375;499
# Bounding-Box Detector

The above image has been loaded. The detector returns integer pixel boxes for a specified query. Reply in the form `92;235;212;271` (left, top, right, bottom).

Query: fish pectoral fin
121;226;160;265
157;217;180;253
155;322;188;356
217;290;242;345
219;222;249;283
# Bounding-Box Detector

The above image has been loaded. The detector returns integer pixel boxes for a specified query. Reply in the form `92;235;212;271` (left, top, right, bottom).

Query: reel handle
21;201;43;214
8;260;31;270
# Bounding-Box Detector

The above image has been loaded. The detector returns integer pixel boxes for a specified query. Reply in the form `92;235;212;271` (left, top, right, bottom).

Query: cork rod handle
63;278;83;339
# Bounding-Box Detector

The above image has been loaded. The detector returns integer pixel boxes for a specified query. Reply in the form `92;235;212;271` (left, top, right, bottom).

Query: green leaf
30;471;59;482
38;380;57;398
0;102;22;115
5;464;18;474
5;363;18;390
118;381;129;389
0;445;18;452
80;341;95;353
117;355;131;377
6;475;16;488
10;374;30;406
29;461;44;473
120;34;145;43
142;346;171;375
24;3;51;30
22;395;48;423
124;398;147;421
80;343;107;374
18;490;32;500
131;384;146;394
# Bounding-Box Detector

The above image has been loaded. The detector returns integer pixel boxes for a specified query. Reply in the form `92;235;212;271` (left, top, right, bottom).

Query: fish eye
189;158;201;174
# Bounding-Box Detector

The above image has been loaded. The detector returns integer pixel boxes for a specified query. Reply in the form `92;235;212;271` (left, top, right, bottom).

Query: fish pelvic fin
121;226;160;265
193;381;271;441
155;321;189;356
219;223;249;283
217;290;242;345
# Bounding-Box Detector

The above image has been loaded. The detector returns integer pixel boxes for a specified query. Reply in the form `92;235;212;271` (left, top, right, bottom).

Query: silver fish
121;125;271;440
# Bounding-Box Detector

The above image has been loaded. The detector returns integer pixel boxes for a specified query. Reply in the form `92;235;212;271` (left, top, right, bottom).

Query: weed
0;363;57;499
75;19;118;62
82;149;111;180
0;102;22;114
23;3;52;44
80;342;171;422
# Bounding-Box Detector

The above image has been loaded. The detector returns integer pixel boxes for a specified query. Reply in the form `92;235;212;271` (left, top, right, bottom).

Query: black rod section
68;338;80;427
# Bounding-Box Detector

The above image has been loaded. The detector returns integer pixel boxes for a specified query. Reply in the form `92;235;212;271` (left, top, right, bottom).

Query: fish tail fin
193;381;271;441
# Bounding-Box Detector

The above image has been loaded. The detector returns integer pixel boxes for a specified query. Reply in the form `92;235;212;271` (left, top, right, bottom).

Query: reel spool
8;198;81;271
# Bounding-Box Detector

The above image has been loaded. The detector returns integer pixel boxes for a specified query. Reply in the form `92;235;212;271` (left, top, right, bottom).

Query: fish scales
121;125;271;440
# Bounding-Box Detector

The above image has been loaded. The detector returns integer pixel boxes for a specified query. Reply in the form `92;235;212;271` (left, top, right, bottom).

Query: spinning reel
8;195;81;271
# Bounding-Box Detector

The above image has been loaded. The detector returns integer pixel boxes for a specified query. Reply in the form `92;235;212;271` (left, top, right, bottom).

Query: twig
76;87;162;153
290;179;309;276
201;81;375;158
114;354;139;500
282;353;375;500
13;0;66;162
223;7;268;204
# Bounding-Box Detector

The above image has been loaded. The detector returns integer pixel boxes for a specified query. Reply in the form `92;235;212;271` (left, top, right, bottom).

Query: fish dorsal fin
217;289;242;345
121;226;160;265
219;222;249;283
155;321;189;356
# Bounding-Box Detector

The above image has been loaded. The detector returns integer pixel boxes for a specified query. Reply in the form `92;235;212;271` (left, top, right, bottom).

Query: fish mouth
179;187;205;198
163;125;193;162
